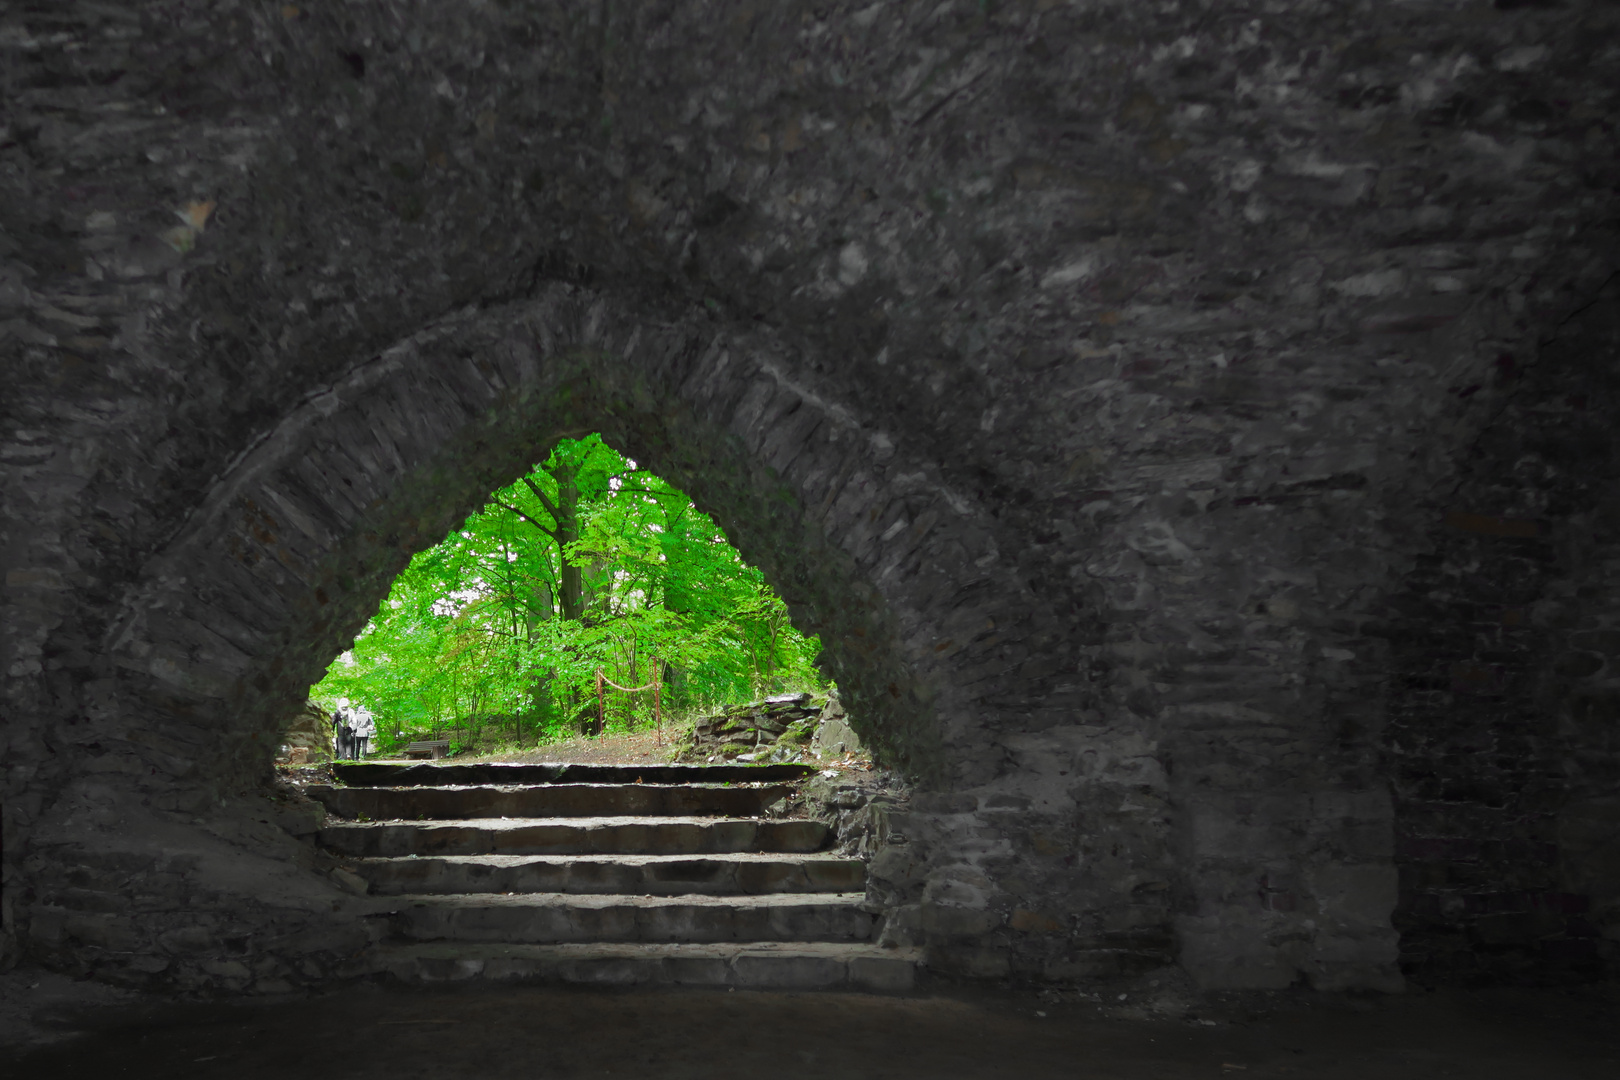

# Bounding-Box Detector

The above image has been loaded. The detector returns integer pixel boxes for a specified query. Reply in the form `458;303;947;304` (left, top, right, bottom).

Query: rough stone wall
1386;279;1620;984
2;0;1617;995
279;702;333;764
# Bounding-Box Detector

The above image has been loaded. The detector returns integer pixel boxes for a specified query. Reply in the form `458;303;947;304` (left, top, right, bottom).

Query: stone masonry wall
1385;278;1620;985
3;1;1618;994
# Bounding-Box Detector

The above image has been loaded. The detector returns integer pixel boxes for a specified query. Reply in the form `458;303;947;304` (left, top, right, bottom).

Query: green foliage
312;435;825;753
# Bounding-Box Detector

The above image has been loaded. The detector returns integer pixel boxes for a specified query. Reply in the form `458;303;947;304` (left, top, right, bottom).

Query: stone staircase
308;761;919;990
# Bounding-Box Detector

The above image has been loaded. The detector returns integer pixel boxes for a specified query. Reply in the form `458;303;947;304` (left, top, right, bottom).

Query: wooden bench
403;739;451;760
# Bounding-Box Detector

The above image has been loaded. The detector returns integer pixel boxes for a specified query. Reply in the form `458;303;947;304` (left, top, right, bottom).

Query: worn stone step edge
387;891;875;944
319;817;830;857
389;890;869;911
307;783;793;821
353;852;866;895
335;762;817;787
362;941;920;991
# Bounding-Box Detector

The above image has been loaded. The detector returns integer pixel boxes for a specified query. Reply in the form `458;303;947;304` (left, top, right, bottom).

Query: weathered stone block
848;953;915;991
62;913;137;951
159;926;217;954
1008;909;1066;933
1310;863;1399;930
875;904;922;949
926;943;1011;979
1175;912;1308;991
732;953;843;989
920;901;1000;939
198;959;252;981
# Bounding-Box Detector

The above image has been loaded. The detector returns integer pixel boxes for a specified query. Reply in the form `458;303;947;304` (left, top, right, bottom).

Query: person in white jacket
349;706;376;758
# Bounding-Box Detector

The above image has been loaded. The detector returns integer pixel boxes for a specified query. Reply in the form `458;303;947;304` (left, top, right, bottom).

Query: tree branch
491;496;559;542
521;476;563;521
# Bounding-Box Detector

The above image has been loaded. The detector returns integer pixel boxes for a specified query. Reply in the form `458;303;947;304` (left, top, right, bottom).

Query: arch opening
104;286;946;806
23;286;972;990
307;431;831;759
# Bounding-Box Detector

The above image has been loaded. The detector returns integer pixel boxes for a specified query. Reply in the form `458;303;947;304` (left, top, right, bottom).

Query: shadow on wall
1385;276;1620;985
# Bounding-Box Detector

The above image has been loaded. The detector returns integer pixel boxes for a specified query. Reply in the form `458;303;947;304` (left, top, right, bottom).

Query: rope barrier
600;677;657;693
595;660;663;745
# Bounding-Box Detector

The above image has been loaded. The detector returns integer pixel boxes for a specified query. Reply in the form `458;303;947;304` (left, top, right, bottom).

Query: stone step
386;891;874;944
308;783;792;821
355;853;866;896
334;761;817;787
320;816;830;858
367;941;919;991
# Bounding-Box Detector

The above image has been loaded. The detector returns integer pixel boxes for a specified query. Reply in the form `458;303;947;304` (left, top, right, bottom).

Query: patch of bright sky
432;584;483;617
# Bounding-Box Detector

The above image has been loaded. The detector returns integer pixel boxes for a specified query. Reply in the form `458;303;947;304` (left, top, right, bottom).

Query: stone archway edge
98;282;1043;794
104;298;546;659
111;284;996;651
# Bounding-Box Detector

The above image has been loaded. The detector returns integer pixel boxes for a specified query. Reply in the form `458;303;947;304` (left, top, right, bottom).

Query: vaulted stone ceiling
2;1;1616;992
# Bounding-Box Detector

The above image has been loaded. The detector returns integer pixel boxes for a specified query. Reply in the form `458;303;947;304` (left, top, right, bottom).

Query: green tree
312;435;825;752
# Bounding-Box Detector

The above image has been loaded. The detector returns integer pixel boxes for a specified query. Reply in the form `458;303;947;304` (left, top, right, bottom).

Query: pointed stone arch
101;284;977;799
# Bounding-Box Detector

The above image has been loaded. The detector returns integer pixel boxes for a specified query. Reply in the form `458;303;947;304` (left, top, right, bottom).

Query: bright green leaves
311;435;825;750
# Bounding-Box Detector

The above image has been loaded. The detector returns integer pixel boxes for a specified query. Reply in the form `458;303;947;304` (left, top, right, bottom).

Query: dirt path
446;729;682;766
379;729;870;769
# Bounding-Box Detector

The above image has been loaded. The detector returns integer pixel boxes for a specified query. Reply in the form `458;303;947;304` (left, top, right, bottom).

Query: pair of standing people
332;707;376;759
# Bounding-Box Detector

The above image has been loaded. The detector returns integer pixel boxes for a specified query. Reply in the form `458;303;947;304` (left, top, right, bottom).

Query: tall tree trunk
554;461;586;621
627;636;637;729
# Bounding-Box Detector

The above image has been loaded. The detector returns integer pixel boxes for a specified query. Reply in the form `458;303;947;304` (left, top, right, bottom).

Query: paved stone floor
4;975;1617;1079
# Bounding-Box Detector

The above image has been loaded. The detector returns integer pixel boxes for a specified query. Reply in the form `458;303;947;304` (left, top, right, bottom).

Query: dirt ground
281;724;691;769
389;729;683;766
3;971;1616;1079
395;727;868;769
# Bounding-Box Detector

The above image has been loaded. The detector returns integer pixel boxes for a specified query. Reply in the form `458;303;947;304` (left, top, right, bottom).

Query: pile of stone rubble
278;702;334;764
680;690;863;764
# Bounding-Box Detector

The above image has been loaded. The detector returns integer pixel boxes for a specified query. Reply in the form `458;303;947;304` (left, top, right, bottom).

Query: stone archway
14;0;1617;999
19;283;1052;990
103;283;996;794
